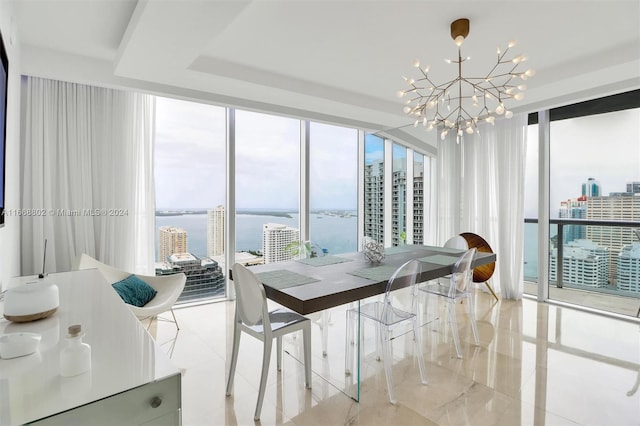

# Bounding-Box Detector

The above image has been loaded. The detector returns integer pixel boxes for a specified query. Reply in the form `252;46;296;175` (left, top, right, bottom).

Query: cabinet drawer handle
150;396;162;408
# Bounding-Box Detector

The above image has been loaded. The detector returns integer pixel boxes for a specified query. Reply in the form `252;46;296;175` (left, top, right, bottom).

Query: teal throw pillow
112;274;157;307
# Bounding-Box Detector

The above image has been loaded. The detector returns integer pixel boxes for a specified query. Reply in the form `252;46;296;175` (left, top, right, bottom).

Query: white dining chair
226;263;312;421
419;248;480;358
344;259;427;404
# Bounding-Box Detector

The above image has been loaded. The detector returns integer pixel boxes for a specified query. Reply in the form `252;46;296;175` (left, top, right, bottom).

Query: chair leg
321;310;329;357
448;300;463;358
345;309;355;376
303;324;312;389
466;297;480;347
412;318;428;385
170;308;180;330
254;337;272;421
277;336;282;371
379;325;396;404
225;323;241;396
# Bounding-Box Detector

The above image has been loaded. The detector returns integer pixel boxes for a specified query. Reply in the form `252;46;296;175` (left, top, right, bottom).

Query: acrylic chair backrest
444;235;468;250
232;263;267;327
383;259;422;318
449;248;477;297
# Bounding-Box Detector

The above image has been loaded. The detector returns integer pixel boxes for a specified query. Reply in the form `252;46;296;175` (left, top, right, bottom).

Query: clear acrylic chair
419;248;480;358
344;259;428;404
226;263;312;421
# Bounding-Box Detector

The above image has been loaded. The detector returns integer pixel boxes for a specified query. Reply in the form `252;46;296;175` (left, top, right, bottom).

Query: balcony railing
524;218;640;317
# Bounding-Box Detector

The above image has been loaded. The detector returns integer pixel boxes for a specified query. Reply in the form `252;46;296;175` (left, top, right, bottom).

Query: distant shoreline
156;209;355;218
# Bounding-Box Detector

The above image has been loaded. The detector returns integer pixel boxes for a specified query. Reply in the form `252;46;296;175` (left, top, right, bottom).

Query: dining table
231;243;497;401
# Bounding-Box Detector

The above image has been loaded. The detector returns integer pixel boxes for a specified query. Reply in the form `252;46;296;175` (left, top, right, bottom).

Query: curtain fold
21;77;156;275
436;115;527;299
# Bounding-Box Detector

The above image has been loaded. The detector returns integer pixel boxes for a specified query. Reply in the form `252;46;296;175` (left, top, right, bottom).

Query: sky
155;96;639;215
154;97;359;211
524;108;640;218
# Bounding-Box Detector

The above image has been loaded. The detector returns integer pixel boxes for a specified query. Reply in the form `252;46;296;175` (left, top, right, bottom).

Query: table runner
297;255;353;266
347;264;399;282
384;245;413;255
255;270;319;290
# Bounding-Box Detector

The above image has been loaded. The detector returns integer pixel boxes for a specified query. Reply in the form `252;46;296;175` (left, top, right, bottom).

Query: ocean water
155;211;358;260
157;212;542;276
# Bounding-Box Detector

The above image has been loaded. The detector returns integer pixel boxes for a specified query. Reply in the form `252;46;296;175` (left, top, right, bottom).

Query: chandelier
398;18;534;143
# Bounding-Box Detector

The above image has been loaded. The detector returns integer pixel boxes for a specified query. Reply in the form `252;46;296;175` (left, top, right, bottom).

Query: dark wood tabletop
232;244;497;315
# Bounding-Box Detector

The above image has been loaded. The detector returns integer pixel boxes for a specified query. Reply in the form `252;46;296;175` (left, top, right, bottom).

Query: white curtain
21;77;156;275
436;115;527;299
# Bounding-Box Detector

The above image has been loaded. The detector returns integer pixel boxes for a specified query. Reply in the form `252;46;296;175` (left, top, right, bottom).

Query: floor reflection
148;288;640;425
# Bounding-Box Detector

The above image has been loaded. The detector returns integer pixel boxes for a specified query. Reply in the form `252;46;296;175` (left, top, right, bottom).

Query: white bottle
60;324;91;377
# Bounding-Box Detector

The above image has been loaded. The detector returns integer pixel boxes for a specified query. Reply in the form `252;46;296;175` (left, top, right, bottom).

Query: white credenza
0;269;181;425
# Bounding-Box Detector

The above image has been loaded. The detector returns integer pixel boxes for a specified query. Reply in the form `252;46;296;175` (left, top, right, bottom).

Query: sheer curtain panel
436;115;527;299
21;77;156;275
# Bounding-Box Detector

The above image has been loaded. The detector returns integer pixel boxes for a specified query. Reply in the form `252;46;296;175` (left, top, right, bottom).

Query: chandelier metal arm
399;18;533;142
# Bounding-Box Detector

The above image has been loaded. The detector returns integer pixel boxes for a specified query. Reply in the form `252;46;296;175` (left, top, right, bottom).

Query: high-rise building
558;196;587;243
365;158;425;245
364;160;384;243
549;239;609;288
617;242;640;293
413;163;424;244
262;223;300;264
156;253;225;301
207;205;225;257
391;166;406;246
582;177;601;197
586;194;640;281
626;181;640;194
158;226;188;262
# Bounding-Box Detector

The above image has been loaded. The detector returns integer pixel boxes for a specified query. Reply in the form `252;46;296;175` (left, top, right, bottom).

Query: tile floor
147;289;640;426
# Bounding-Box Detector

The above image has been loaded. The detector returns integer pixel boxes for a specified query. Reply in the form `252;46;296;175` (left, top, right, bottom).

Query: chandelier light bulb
517;84;527;91
413;59;420;68
454;35;465;46
403;106;411;113
396;90;405;98
445;58;452;64
441;130;448;140
508;40;516;48
466;126;474;134
525;68;536;77
495;104;505;115
505;110;513;119
514;92;525;100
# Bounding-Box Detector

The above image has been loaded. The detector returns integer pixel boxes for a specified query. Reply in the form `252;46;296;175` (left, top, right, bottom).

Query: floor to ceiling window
309;122;358;254
525;90;640;317
235;110;300;265
153;98;433;303
154;97;227;303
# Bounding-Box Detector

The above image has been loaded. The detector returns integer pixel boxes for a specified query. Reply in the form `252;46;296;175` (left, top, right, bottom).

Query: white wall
0;1;22;289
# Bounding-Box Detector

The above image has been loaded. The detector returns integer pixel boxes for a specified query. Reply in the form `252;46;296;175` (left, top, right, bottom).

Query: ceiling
12;0;640;147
